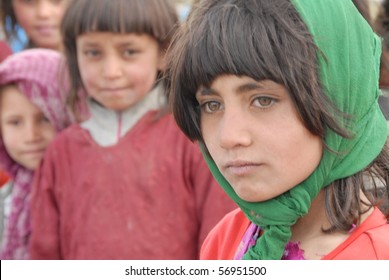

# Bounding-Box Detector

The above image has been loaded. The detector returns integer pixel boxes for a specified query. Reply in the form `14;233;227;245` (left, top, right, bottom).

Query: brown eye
253;96;275;108
7;119;22;126
205;101;221;113
38;115;51;124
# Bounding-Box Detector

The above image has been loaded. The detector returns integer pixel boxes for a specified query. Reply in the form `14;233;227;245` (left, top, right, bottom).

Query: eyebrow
80;41;136;47
236;82;265;94
198;82;265;96
80;42;99;47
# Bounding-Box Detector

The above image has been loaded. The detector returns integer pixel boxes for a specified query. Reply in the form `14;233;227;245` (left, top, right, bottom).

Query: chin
106;102;133;111
234;185;276;202
235;189;260;202
23;163;39;171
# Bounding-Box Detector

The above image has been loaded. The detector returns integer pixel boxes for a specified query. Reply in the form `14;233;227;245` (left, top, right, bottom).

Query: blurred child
0;48;71;259
374;0;389;120
0;40;12;61
0;40;11;189
29;0;235;260
0;0;70;51
166;0;389;259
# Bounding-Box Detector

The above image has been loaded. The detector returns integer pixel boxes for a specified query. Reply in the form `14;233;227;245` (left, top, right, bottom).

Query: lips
223;160;262;176
102;87;128;92
105;89;125;93
35;26;57;36
21;148;46;156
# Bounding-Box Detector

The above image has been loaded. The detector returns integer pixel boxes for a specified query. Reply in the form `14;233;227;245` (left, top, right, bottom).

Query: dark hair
0;0;19;42
61;0;179;116
166;0;389;231
374;0;389;89
325;143;389;232
352;0;371;25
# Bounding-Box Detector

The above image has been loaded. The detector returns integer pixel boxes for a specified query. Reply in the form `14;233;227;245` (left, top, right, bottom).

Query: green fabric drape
201;0;388;260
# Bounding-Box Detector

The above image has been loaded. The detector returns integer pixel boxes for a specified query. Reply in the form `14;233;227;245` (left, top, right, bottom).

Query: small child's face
12;0;70;50
196;75;323;202
76;32;164;111
0;85;56;170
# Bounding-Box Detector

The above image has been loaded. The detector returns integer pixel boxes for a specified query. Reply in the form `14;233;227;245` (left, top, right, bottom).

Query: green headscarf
201;0;388;260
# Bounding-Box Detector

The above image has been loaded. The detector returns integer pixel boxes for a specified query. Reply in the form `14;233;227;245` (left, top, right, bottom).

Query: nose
24;121;42;143
102;55;123;79
36;1;53;18
218;108;252;150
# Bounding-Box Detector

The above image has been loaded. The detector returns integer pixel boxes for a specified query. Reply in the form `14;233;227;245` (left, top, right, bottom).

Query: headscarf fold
201;0;388;259
0;49;72;259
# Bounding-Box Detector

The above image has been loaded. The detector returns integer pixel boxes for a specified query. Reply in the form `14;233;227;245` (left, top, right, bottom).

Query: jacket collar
81;86;164;146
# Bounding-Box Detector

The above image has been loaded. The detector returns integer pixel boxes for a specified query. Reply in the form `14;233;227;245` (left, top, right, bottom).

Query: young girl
0;0;70;51
166;0;389;260
0;38;12;190
29;0;235;260
0;48;71;259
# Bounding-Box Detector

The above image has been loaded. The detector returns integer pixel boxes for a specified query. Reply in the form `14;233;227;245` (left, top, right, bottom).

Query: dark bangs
62;0;178;48
180;2;290;100
167;0;345;142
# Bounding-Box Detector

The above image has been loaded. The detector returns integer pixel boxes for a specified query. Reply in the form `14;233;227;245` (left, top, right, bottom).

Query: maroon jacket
30;111;236;259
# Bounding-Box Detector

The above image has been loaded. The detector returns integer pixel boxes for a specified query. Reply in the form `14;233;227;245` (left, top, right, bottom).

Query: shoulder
49;124;87;146
325;207;389;259
43;124;87;159
52;123;83;140
200;208;250;260
144;112;201;152
360;209;389;259
147;112;185;136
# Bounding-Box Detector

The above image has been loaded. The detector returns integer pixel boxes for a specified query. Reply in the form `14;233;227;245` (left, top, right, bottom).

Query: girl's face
196;75;323;202
76;32;164;111
0;85;56;170
12;0;69;50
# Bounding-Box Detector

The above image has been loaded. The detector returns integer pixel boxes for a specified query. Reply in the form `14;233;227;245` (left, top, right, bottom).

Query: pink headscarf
0;48;72;259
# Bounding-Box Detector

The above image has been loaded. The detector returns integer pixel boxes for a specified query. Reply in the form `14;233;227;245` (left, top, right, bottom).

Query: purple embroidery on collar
281;241;305;260
234;223;259;260
235;223;305;260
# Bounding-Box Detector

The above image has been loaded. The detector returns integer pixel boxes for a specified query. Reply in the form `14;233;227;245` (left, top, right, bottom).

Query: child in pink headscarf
0;48;72;259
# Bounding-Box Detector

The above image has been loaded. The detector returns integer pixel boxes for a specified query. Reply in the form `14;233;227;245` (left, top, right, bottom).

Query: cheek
128;64;158;92
1;127;19;154
55;5;67;17
52;5;68;26
200;117;209;138
13;8;33;31
201;120;218;155
44;128;56;143
276;128;322;181
81;75;94;91
78;65;96;90
132;60;158;79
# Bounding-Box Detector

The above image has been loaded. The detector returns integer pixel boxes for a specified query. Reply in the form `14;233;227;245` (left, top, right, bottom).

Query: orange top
201;207;389;260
